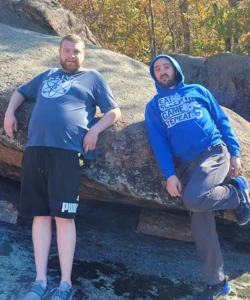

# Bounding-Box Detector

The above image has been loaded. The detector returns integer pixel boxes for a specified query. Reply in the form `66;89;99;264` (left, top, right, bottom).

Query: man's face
153;58;177;89
59;40;85;73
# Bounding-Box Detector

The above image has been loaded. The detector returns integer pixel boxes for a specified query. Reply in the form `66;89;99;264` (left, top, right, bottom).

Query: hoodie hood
150;54;185;95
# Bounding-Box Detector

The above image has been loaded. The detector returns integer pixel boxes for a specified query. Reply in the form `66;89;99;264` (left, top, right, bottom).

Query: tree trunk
149;0;157;58
228;0;239;6
225;37;232;52
165;3;176;52
179;0;190;54
226;0;241;51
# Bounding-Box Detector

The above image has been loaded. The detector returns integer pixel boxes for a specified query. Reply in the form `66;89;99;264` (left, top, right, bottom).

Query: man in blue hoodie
145;55;250;299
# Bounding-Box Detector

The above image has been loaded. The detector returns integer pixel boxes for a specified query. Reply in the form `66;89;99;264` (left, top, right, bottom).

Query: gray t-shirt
18;68;118;159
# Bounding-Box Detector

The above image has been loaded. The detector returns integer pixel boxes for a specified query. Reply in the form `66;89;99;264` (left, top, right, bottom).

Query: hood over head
149;54;184;94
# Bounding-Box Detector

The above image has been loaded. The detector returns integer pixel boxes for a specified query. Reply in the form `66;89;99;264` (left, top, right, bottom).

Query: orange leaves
58;0;250;60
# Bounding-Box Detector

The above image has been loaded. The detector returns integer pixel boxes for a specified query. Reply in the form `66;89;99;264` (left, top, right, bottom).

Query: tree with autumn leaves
58;0;250;62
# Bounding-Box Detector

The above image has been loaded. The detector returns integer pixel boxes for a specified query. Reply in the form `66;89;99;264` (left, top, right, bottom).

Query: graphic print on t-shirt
41;75;76;98
159;93;203;128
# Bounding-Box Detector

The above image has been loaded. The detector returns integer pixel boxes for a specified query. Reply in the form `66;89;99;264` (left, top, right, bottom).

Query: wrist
231;155;240;159
88;126;100;135
5;108;15;116
167;174;176;181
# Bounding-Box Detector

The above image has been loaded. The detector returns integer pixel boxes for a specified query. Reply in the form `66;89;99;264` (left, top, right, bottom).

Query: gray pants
176;143;240;285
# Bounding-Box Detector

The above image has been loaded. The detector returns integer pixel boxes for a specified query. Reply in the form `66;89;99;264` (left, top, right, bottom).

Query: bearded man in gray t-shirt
4;34;121;300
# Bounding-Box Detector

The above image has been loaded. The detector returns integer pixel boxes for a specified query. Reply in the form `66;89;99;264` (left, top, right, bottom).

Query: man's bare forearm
4;90;25;138
5;90;25;115
90;107;121;134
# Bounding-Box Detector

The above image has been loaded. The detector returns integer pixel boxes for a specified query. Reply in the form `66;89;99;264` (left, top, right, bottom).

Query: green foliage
58;0;250;61
205;3;250;50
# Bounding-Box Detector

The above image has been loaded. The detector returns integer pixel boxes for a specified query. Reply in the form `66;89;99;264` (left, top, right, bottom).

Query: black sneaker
195;278;231;299
231;176;250;226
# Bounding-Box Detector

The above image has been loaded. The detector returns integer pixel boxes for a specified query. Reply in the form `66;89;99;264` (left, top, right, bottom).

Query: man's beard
60;59;81;73
159;75;176;88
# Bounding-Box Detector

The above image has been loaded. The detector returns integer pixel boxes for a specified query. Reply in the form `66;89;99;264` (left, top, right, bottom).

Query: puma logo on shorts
61;202;79;213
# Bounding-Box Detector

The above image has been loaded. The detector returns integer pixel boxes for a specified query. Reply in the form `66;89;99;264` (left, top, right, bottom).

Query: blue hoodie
145;54;240;179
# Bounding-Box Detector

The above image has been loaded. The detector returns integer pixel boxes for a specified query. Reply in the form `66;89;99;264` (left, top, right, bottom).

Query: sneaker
50;281;72;300
231;176;250;226
195;278;231;299
23;280;49;300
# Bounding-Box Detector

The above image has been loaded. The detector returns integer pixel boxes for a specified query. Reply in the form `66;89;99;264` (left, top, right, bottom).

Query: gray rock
1;24;250;220
0;200;18;224
1;201;250;299
197;53;250;122
0;178;20;224
0;0;99;45
170;54;205;84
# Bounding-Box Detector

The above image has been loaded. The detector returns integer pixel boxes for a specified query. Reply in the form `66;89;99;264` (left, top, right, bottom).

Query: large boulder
1;24;250;216
197;53;250;122
171;54;205;84
0;0;99;45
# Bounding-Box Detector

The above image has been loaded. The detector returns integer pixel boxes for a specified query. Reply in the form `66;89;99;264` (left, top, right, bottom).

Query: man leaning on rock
4;34;121;300
145;54;250;300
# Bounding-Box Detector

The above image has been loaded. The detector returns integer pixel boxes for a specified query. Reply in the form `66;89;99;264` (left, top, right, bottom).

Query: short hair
60;34;85;50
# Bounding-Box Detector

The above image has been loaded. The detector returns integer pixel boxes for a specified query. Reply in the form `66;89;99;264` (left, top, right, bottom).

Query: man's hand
83;128;99;153
4;111;17;139
83;107;121;153
166;175;182;197
230;156;241;177
3;90;25;139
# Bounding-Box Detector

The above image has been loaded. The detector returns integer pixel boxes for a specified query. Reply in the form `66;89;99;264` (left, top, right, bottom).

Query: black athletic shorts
19;146;84;219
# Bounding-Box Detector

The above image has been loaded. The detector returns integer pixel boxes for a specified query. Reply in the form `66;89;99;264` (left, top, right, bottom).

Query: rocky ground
0;200;250;300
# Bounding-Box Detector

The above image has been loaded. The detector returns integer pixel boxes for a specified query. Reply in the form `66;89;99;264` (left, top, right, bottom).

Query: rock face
197;53;250;122
1;24;250;216
137;209;193;242
0;178;20;224
0;0;99;45
171;54;205;85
